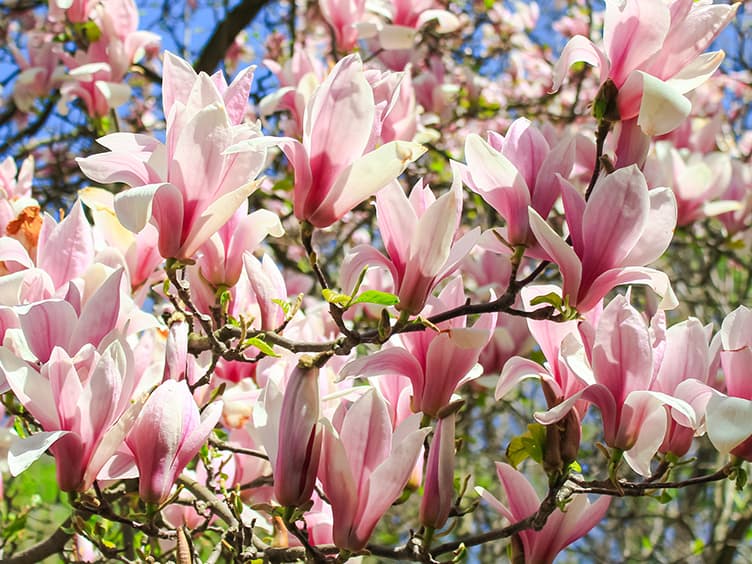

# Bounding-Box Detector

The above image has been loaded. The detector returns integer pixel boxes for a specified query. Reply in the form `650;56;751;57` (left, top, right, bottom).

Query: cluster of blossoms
1;0;752;562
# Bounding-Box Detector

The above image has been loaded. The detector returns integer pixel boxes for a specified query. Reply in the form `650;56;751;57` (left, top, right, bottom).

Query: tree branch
3;517;73;564
193;0;271;74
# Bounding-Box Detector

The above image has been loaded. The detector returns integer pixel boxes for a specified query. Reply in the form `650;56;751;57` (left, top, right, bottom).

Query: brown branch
3;517;74;564
193;0;271;74
429;480;565;556
570;463;734;497
715;511;752;564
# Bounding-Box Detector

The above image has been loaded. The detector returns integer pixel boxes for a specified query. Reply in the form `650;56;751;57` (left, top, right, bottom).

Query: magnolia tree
1;0;752;562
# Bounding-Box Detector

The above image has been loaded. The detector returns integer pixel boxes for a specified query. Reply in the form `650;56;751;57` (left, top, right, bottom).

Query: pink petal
581;166;649;285
494;462;541;521
375;180;418;269
354;425;428;547
603;0;669;87
19;300;78;362
1;347;59;430
37;200;94;290
528;208;582;302
304;55;374;196
69;268;124;353
341;390;392;491
223;65;255;125
580;266;677;313
495;356;549;400
551;35;609;91
309;141;426;228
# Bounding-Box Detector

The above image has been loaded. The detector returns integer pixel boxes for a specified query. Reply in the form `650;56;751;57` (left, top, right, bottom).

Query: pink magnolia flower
319;0;366;52
553;0;739;135
644;142;733;226
704;306;752;460
318;389;428;551
230;54;425;228
341;176;479;315
340;278;496;416
0;198;95;293
529;165;678;313
477;462;610;563
272;364;323;507
8;32;65;112
77;53;267;260
461;118;575;247
196;202;283;289
79;187;162;297
651;316;715;457
419;410;456;530
260;47;327;137
126;379;222;504
537;295;696;476
57;0;160;116
4;340;144;492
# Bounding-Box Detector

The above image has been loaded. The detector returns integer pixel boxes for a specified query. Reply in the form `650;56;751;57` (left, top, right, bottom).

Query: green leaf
272;298;291;316
351;290;400;307
321;288;351;307
530;292;563;309
506;423;546;467
244;337;279;357
218;288;231;309
736;466;748;491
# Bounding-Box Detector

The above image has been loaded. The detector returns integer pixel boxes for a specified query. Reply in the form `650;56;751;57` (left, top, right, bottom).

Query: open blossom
341;176;479;315
461;118;575;247
57;0;160;117
78;53;267;260
318;390;428;550
340;278;496;416
0;198;95;292
536;295;696;476
477;463;610;563
230;54;425;228
529;165;678;313
4;340;144;492
553;0;739;136
644;141;733;226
